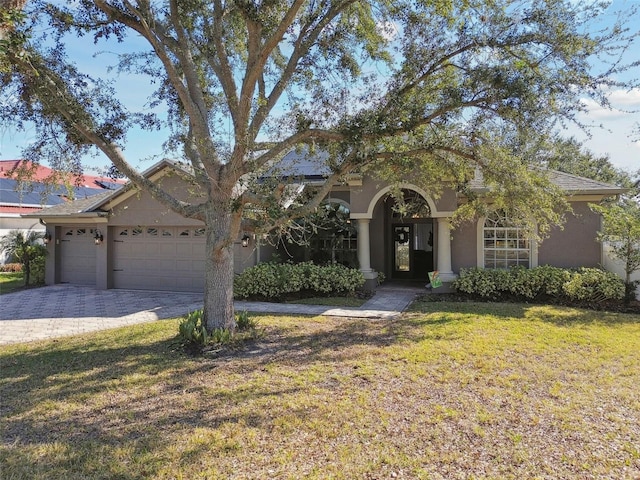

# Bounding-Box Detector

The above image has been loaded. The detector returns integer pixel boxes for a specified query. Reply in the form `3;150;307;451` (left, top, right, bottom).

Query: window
308;202;358;268
482;210;531;269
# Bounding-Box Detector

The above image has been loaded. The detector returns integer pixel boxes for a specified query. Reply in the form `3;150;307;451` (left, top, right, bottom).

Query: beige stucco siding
538;202;602;268
451;220;477;271
109;176;205;227
348;176;456;218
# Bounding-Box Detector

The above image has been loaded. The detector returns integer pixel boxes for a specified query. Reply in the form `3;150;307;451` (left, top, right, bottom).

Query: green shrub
178;310;209;346
563;268;625;304
236;310;257;332
453;266;624;306
532;265;570;297
234;261;365;300
30;255;46;285
453;267;502;299
178;309;260;349
208;327;232;344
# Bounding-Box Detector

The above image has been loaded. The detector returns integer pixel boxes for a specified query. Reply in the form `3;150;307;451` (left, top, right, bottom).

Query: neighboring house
22;155;625;292
0;160;124;263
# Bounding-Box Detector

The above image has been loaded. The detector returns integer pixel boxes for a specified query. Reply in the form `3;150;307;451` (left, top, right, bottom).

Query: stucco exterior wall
538;202;602;268
108;175;205;227
348;176;456;218
451;220;477;271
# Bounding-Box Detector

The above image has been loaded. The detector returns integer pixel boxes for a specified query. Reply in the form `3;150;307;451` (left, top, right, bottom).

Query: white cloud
608;88;640;108
579;88;640;120
579;98;626;120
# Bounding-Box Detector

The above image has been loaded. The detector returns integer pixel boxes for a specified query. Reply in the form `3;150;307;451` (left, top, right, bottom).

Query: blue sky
560;0;640;174
0;0;638;176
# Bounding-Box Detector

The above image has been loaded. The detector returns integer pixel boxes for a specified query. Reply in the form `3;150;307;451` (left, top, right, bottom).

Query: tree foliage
545;137;635;186
591;199;640;302
0;229;46;286
1;0;638;329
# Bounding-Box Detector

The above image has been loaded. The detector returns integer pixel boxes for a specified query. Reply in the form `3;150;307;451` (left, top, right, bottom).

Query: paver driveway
0;284;423;344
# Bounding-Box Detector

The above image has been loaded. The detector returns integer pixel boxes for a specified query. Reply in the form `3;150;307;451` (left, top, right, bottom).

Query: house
0;160;124;263
22;154;626;291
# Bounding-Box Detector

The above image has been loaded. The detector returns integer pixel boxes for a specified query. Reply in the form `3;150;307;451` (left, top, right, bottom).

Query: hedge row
453;266;624;304
234;261;365;300
0;263;22;273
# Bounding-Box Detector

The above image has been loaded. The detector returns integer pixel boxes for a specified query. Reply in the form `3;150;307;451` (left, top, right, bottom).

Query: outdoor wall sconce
94;230;104;245
43;231;52;245
241;234;250;248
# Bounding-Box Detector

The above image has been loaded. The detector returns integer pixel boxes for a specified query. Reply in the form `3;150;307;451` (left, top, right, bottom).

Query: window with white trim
482;210;531;269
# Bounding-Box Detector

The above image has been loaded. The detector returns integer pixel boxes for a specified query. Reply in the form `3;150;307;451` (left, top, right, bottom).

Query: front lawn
1;302;639;479
0;272;25;295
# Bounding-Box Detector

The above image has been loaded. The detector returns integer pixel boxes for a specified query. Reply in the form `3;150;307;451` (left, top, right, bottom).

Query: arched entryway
385;189;433;281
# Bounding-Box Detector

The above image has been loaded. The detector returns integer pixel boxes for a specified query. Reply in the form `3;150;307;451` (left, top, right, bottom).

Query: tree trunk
23;258;30;286
202;204;236;332
625;241;633;305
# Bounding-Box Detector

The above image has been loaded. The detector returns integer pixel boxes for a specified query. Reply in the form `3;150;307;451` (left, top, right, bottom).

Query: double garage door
112;226;206;292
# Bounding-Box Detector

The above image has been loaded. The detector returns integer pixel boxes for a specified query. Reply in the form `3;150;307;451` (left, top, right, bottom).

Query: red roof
0;160;126;188
0;205;44;214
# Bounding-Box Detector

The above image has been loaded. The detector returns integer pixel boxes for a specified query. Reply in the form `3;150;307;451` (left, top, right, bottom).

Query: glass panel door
393;225;411;276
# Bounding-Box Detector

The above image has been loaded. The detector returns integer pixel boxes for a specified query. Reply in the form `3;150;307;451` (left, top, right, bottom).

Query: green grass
286;296;366;307
0;272;25;294
1;302;639;479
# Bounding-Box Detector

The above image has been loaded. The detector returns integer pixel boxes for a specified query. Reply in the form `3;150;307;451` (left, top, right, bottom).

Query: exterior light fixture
94;230;104;245
43;231;52;245
241;234;250;247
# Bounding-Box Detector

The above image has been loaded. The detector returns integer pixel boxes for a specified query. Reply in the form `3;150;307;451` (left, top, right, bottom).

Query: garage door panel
176;243;203;257
155;259;177;270
60;227;96;285
130;243;150;256
112;226;206;292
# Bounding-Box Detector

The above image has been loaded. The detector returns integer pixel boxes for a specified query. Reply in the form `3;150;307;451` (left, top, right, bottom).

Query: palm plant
0;229;46;286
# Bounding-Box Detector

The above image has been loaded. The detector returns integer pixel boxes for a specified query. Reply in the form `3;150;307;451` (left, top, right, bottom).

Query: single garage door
112;226;206;292
60;227;97;285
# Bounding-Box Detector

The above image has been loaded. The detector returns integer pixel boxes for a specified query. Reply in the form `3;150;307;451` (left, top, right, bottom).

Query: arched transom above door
351;183;454;220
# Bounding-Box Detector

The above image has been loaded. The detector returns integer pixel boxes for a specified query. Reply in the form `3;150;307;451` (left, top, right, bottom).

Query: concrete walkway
0;284;425;345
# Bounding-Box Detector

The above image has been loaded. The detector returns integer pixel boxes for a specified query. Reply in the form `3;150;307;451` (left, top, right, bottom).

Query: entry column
436;217;456;282
356;218;378;289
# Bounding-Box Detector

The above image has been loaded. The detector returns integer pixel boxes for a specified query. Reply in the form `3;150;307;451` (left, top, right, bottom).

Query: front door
393;224;412;279
391;222;433;280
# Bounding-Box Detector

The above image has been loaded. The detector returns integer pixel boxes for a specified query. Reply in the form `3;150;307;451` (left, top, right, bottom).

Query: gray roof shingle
22;158;626;219
468;168;626;195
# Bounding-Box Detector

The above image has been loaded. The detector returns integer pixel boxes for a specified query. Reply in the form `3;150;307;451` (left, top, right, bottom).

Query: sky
556;0;640;175
0;0;638;176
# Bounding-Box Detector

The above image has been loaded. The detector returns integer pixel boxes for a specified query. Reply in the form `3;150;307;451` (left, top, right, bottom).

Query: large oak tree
1;0;638;330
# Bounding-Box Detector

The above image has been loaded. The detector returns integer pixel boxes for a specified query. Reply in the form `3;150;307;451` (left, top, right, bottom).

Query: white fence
603;245;640;300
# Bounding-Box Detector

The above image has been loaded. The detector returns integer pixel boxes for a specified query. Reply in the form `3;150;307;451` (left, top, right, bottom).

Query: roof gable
22;157;627;219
